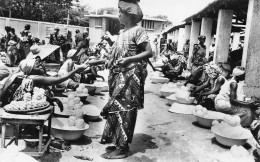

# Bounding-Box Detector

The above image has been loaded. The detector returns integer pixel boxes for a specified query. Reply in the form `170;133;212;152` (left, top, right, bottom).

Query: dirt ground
1;66;259;162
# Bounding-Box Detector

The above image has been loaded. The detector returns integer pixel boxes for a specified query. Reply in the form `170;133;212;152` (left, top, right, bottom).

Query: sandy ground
1;66;259;162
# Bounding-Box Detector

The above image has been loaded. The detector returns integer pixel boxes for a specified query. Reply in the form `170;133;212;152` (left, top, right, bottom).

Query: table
0;108;53;157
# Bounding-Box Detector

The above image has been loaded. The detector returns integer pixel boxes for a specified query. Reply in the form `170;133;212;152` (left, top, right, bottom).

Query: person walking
99;0;153;159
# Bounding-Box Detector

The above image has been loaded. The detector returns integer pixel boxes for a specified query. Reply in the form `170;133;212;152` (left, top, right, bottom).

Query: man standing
49;26;66;63
20;24;33;59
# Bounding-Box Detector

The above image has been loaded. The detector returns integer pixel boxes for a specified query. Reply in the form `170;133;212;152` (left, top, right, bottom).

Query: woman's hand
75;64;88;73
116;57;130;67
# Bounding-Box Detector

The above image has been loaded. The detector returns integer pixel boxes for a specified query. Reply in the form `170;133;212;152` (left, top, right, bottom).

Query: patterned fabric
101;26;149;149
13;77;34;101
162;55;186;80
204;62;222;79
118;1;143;23
192;44;207;66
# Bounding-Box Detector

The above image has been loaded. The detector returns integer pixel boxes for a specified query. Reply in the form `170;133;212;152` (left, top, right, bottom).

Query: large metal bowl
44;118;89;141
195;116;214;128
211;125;252;147
214;134;248;147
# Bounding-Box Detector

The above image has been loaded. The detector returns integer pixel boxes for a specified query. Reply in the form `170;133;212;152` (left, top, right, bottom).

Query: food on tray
68;116;76;126
75;119;85;129
4;87;49;111
23;93;32;102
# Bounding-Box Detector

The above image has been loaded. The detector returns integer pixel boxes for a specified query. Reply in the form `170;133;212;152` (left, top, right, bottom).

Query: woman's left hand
116;58;130;67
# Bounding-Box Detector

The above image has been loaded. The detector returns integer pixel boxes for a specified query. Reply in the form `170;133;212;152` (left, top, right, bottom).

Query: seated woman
215;66;258;127
58;49;106;88
155;55;186;81
194;62;232;110
0;58;87;106
57;49;82;90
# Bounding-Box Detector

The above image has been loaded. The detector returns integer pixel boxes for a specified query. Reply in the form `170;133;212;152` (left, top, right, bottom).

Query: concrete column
213;9;233;63
177;28;185;51
37;22;42;38
171;30;175;41
184;25;191;41
242;0;260;97
188;21;201;67
200;17;213;59
232;32;240;50
6;18;10;26
175;29;179;43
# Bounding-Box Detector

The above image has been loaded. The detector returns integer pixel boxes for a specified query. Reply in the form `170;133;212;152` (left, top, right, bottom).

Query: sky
78;0;215;25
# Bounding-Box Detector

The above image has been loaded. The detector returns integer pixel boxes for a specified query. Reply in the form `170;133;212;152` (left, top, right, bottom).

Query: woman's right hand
102;31;112;41
75;64;88;73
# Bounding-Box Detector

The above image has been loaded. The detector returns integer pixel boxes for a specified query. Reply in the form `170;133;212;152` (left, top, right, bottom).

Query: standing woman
100;0;152;159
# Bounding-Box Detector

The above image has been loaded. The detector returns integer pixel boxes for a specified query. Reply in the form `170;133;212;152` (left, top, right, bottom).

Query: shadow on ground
69;136;92;145
129;133;158;156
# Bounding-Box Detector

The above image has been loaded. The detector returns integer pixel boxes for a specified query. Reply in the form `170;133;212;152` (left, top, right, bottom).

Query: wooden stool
0;108;53;157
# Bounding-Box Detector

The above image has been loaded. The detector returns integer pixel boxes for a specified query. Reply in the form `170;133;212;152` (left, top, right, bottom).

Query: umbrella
26;44;60;60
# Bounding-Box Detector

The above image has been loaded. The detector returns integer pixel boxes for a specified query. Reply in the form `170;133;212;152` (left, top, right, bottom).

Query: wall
0;17;86;45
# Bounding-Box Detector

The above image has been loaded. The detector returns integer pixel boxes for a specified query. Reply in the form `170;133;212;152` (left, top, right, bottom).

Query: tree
0;0;76;23
97;7;118;15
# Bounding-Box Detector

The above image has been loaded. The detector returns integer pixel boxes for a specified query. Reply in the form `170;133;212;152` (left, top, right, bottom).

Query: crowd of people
0;0;153;159
158;33;260;131
0;0;259;160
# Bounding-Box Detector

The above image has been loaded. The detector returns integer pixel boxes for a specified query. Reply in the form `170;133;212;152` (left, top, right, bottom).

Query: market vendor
0;58;87;106
184;35;208;86
192;62;232;110
57;49;106;88
155;54;187;81
214;66;258;127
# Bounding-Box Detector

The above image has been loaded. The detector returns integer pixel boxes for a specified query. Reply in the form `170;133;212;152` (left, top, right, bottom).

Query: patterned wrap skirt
101;63;146;149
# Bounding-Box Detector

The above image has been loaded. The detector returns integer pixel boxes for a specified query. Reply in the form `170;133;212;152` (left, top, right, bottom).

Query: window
95;18;102;27
141;20;154;30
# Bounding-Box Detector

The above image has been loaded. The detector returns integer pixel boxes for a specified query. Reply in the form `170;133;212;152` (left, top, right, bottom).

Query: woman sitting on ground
0;58;87;106
193;62;232;110
214;66;258;127
155;54;187;81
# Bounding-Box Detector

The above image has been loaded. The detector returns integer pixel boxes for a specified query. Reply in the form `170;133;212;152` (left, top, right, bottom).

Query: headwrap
19;59;36;75
118;0;143;23
30;44;41;54
232;66;245;77
67;49;77;58
198;35;206;41
204;62;222;78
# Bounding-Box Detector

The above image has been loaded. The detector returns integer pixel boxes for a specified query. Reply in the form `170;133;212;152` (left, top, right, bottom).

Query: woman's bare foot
101;149;129;159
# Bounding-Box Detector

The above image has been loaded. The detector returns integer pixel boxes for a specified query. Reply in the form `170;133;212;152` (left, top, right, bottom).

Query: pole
66;9;69;25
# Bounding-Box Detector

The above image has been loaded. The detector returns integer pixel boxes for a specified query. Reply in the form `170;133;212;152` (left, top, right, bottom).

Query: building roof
163;0;248;35
183;0;248;23
85;14;167;22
